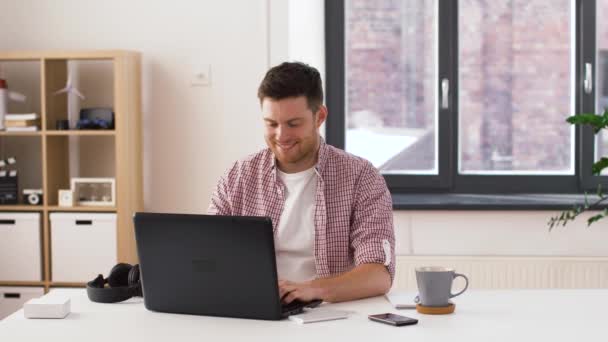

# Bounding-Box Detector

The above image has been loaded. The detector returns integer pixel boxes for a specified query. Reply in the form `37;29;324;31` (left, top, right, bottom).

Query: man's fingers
279;283;295;299
283;290;299;304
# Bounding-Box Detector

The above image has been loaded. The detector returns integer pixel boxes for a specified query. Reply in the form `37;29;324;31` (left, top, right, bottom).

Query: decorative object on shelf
53;71;85;100
76;108;114;130
0;156;18;204
5;113;40;132
23;189;43;205
71;178;115;206
53;70;85;129
55;119;70;130
58;189;74;207
0;77;27;130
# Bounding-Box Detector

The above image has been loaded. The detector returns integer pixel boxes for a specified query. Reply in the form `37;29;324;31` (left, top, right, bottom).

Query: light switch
191;64;212;87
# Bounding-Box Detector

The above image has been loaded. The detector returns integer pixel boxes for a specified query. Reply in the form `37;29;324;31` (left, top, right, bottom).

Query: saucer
416;303;455;315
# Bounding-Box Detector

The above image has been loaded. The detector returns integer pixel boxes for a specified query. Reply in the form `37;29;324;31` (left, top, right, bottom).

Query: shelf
0;281;45;286
49;282;86;288
46;206;116;212
46;130;116;136
0;50;142;294
0;205;43;211
0;131;42;136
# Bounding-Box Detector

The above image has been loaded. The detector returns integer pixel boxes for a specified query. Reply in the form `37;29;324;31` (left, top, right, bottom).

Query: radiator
393;256;608;290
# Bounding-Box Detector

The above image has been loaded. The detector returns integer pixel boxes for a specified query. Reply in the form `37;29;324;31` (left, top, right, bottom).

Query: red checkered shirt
208;139;395;282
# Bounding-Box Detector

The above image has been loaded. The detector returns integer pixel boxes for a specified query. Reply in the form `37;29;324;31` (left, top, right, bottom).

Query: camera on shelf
23;189;43;205
76;108;114;130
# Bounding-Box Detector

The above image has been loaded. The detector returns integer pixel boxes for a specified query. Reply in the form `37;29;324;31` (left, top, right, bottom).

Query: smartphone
368;313;419;326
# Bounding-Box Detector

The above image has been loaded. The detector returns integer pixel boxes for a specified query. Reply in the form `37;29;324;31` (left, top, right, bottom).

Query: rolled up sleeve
350;163;396;282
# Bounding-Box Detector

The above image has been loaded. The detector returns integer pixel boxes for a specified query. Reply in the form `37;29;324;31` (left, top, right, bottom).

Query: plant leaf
587;213;604;226
566;113;607;133
592;158;608;175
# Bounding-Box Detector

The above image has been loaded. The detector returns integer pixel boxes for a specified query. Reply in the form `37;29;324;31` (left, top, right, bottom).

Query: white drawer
0;286;44;320
50;213;117;283
0;213;42;281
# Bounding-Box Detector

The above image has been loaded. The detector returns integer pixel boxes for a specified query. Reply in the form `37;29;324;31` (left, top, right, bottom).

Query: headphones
86;263;143;303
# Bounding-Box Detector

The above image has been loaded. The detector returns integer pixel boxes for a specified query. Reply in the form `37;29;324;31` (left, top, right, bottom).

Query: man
208;62;395;304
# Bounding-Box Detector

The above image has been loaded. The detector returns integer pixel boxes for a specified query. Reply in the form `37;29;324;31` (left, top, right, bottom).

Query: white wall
1;0;606;266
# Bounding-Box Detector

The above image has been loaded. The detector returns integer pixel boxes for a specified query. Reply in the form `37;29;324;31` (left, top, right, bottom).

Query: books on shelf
4;113;40;131
5;113;39;121
5;126;38;132
5;119;40;128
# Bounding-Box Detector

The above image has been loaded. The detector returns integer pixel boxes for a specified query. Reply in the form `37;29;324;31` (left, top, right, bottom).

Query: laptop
133;212;321;320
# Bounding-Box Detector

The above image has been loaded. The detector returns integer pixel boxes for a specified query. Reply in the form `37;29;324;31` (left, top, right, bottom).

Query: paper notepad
385;291;417;309
288;308;350;324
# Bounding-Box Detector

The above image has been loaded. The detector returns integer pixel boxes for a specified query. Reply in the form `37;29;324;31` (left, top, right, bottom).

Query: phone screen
369;313;418;326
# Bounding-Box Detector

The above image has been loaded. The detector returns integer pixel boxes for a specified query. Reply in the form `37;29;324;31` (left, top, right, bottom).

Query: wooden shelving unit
0;50;142;292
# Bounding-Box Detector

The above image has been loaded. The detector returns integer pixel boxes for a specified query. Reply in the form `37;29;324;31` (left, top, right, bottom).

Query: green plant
548;109;608;230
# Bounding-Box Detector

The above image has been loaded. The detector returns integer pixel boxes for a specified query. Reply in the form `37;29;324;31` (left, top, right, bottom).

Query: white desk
1;288;606;341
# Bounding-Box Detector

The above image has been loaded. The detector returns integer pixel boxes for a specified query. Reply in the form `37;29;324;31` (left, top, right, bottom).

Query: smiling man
208;62;395;304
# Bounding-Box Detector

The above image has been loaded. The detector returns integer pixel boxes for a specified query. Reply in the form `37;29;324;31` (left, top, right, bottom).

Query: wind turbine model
54;71;86;129
54;72;85;100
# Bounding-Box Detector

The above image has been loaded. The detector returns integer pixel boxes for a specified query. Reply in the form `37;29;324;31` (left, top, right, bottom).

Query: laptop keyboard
281;299;322;316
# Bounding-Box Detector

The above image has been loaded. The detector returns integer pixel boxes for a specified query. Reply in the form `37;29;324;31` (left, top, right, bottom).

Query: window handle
584;63;593;94
441;78;450;109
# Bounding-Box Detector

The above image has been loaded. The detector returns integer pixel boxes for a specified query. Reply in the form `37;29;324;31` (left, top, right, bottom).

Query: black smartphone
368;313;419;326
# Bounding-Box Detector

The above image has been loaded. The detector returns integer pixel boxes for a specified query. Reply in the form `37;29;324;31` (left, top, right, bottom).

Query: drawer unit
50;213;117;283
0;286;44;320
0;213;42;281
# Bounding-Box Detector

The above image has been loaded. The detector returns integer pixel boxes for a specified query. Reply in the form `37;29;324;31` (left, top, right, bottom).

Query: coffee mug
414;266;469;307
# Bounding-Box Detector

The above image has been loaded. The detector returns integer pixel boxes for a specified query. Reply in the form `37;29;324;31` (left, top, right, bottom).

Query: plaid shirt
208;139;395;282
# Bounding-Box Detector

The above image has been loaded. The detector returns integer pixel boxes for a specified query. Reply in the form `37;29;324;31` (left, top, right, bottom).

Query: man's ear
315;105;328;128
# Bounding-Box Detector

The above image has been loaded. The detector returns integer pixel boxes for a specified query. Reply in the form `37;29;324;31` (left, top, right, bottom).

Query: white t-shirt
274;166;318;282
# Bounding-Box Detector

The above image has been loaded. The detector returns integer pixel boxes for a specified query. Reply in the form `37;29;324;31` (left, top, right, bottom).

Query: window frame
325;0;607;196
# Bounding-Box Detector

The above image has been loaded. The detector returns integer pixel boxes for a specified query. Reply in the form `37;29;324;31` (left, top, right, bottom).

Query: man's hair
257;62;324;113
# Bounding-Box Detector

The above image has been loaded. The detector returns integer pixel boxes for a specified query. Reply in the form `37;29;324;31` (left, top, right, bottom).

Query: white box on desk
24;296;70;319
0;286;44;320
50;213;117;283
0;212;42;281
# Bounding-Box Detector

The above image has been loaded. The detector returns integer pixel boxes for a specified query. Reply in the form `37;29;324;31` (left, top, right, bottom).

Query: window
326;0;607;195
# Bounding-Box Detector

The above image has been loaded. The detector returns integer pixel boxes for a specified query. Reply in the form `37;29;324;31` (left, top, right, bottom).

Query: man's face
262;96;327;173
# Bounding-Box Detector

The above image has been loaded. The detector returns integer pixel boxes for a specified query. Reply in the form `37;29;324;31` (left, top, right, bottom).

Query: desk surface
1;288;606;341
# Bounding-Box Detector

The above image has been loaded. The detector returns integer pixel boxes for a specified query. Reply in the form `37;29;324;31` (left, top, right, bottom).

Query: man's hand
278;264;391;304
278;279;325;304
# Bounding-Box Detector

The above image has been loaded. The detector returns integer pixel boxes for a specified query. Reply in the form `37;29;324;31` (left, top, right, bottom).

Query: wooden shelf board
0;205;43;211
46;130;116;136
0;281;45;286
46;206;117;212
0;131;42;137
49;282;86;288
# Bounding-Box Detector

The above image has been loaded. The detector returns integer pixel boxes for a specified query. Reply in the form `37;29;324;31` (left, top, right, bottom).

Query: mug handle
449;273;469;298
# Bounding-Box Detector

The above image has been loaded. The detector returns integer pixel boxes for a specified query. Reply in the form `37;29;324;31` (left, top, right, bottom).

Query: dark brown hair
257;62;323;113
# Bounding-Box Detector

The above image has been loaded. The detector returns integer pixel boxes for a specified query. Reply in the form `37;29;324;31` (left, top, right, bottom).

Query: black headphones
86;263;143;303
